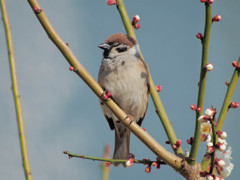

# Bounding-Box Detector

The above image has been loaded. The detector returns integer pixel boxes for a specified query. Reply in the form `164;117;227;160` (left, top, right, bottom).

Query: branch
189;3;212;165
216;58;240;131
0;0;32;179
63;151;166;166
115;0;183;155
201;58;240;171
27;0;185;174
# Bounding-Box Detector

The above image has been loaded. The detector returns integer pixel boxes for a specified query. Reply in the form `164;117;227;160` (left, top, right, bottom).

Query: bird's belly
99;66;148;121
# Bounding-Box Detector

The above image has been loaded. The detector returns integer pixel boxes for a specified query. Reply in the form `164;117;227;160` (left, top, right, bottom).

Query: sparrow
98;33;149;166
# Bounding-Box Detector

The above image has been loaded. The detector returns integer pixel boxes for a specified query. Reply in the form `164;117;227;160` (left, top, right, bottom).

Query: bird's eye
116;46;128;53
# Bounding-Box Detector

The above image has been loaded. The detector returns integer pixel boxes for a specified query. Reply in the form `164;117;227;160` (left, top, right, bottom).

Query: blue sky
0;1;240;180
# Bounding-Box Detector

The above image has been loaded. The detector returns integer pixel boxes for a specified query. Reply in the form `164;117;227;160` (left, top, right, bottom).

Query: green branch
189;3;212;165
63;151;166;165
0;0;32;179
216;58;240;131
116;0;183;155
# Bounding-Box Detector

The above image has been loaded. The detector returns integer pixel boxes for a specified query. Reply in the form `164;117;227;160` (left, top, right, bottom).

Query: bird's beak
98;43;111;51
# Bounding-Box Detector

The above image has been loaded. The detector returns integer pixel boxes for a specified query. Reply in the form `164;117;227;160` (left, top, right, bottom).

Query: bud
152;162;157;167
172;144;178;150
190;104;197;111
132;15;140;24
205;63;214;71
196;32;203;40
134;23;140;29
105;162;111;167
156;85;162;92
145;165;151;173
196;107;201;113
198;115;208;123
208;0;214;4
105;92;111;98
200;0;207;3
216;142;227;151
103;94;109;100
232;61;238;67
212;15;222;22
205;108;215;117
69;66;75;71
215;159;226;168
187;137;194;145
225;81;230;86
216;131;227;139
107;0;117;5
125;158;134;167
176;139;182;146
229;102;239;108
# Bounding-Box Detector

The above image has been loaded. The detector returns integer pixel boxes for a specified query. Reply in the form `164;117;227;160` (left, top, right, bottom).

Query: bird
98;33;150;166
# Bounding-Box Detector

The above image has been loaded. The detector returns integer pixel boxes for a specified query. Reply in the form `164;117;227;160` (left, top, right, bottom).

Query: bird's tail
113;128;130;167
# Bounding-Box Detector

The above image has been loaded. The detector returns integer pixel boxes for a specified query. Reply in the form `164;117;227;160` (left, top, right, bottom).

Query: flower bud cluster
131;15;141;29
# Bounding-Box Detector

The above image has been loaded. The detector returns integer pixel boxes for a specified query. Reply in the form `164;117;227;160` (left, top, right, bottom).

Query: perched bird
98;33;149;166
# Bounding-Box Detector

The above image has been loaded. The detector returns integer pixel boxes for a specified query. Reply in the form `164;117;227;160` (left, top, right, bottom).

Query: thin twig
189;3;212;165
0;1;32;179
63;151;166;165
216;58;240;131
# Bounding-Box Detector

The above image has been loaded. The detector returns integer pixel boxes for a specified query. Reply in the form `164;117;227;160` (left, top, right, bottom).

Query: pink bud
176;140;182;146
134;23;140;29
190;104;197;111
103;94;109;100
196;107;201;113
232;61;238;67
33;6;41;13
212;15;222;22
172;144;178;150
208;0;214;4
229;102;239;108
142;127;146;131
156;85;162;92
216;131;227;139
106;91;111;97
152;162;157;167
125;158;134;167
205;63;214;71
132;15;140;24
105;162;111;167
107;0;117;5
145;165;151;173
196;32;203;40
69;66;75;71
200;0;207;3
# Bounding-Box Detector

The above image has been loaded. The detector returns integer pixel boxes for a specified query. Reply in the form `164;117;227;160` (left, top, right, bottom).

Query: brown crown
105;33;137;47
